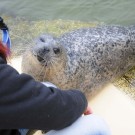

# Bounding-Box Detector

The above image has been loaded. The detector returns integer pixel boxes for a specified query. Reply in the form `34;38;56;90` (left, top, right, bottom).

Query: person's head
0;17;11;61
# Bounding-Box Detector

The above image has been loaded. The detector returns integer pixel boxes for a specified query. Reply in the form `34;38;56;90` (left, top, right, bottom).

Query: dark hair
0;41;9;61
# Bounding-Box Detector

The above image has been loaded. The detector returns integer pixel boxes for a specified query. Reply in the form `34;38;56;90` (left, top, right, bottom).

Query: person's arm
0;57;87;130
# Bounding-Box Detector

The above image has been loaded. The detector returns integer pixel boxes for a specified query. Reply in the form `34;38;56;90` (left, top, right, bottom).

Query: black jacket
0;57;87;135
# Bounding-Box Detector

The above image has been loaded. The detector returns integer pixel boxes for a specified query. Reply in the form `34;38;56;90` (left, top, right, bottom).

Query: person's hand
84;106;93;115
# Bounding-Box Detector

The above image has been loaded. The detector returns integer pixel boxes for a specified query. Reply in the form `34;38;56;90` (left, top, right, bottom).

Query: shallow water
0;0;135;25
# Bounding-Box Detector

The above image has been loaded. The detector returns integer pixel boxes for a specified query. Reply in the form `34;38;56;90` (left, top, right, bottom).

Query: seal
22;25;135;99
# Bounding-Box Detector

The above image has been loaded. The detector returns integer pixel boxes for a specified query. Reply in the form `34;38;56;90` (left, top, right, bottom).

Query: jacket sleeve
0;59;88;130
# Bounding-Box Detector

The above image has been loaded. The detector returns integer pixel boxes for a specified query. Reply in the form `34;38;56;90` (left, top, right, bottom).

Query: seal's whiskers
42;65;47;82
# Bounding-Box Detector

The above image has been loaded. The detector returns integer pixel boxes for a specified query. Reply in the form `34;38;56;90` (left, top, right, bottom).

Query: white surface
46;114;110;135
90;84;135;135
8;56;22;73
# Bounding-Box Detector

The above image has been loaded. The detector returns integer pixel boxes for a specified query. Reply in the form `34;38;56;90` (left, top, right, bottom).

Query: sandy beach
9;56;135;135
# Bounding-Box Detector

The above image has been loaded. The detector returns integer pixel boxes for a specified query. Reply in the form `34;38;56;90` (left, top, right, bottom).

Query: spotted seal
22;25;135;99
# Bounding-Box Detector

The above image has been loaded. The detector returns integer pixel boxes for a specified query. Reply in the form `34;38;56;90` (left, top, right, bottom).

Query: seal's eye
40;37;45;42
53;48;61;54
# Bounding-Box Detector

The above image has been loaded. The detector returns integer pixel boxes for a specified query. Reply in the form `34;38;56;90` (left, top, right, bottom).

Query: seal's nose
38;47;50;55
42;48;50;54
36;47;50;62
37;55;44;62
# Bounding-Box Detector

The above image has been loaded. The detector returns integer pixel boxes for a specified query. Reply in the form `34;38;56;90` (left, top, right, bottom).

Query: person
0;17;110;135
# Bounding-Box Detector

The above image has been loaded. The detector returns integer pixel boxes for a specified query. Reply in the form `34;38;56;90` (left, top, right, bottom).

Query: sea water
0;0;135;25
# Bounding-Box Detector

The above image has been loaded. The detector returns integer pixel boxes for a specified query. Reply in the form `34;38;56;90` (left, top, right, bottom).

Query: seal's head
22;33;67;82
32;34;67;68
